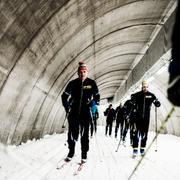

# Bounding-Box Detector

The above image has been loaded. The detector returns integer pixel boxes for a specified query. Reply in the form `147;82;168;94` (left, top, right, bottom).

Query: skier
114;103;125;139
122;97;137;145
104;104;116;137
90;99;99;137
61;62;100;162
131;80;161;157
168;1;180;106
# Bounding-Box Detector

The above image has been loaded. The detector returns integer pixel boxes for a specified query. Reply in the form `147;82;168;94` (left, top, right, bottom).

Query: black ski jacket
123;99;137;124
131;91;160;118
115;106;125;123
104;107;116;122
61;78;100;115
131;90;160;131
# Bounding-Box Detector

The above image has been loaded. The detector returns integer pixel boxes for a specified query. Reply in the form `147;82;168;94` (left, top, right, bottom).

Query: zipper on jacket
142;94;146;118
78;80;84;115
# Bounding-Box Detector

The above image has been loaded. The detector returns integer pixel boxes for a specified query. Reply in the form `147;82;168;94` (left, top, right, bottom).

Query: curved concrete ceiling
0;0;178;145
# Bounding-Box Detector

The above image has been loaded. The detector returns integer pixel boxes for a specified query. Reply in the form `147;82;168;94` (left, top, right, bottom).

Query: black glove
154;100;161;107
167;75;180;106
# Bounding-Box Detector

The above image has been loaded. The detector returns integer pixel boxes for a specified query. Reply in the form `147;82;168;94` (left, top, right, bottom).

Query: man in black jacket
104;104;116;137
122;97;137;146
114;103;125;139
131;80;161;157
61;62;100;162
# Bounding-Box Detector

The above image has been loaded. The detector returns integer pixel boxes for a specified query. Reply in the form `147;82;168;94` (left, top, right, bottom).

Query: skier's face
142;85;148;92
78;69;88;81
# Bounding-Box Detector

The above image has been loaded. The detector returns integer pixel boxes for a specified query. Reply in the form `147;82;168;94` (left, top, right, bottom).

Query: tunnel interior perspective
0;0;180;146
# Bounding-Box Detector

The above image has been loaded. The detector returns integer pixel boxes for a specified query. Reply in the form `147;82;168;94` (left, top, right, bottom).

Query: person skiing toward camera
114;103;125;139
104;104;116;137
131;80;161;157
61;62;100;162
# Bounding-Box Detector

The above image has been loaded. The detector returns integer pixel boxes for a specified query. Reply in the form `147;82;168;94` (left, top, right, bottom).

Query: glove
89;100;93;107
154;100;161;107
89;100;99;107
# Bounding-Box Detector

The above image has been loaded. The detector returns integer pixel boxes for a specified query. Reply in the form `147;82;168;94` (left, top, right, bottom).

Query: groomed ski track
0;126;180;180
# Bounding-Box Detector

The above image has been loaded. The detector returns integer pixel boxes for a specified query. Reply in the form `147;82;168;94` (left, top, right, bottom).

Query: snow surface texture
0;126;180;180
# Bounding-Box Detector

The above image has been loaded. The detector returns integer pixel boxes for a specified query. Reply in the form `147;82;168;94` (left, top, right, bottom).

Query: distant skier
90;100;99;137
114;103;125;139
61;62;100;162
131;80;161;157
104;104;116;137
121;95;137;146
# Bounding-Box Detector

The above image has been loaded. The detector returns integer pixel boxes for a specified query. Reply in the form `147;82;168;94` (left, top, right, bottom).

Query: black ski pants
132;116;150;149
115;120;124;138
67;112;90;158
105;119;113;136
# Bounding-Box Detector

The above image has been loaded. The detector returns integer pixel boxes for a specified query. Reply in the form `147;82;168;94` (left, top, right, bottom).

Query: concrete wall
0;0;178;145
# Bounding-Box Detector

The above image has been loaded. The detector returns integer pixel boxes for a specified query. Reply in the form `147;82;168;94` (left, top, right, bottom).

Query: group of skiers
61;61;161;162
60;1;180;163
104;80;161;157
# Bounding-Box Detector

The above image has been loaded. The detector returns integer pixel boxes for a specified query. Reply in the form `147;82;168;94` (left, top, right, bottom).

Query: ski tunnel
0;0;180;147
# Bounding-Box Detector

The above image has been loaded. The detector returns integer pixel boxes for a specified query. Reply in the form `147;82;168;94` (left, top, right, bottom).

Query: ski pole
62;112;68;128
115;117;126;152
155;106;157;152
115;137;122;152
128;106;175;180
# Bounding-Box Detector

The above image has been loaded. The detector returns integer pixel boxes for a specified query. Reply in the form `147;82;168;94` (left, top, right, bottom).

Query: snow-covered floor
1;126;180;180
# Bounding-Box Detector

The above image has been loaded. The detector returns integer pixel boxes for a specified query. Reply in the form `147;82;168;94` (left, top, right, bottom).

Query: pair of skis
56;159;86;176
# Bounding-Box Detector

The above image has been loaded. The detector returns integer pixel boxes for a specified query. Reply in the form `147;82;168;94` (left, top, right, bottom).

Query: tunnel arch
0;0;178;145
